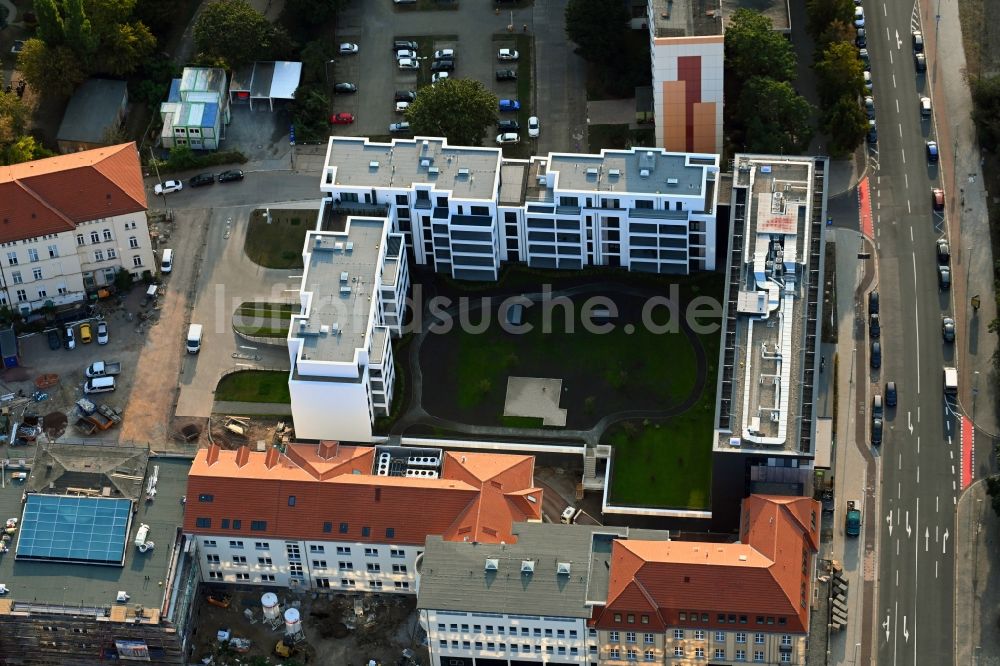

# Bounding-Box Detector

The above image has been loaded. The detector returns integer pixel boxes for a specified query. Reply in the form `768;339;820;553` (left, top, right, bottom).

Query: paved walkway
212;400;292;416
586;99;638;126
955;479;1000;666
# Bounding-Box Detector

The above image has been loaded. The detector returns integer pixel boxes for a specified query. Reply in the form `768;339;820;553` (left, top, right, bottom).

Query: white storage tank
284;608;302;636
261;592;280;621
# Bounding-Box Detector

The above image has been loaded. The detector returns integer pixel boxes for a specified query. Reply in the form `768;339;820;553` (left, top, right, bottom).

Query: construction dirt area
190;586;427;666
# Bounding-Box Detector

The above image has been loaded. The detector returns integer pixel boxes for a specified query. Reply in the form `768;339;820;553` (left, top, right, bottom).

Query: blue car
499;99;520;112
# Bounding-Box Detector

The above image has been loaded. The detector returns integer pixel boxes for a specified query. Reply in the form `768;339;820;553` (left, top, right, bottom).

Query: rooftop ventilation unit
458;168;470;177
331;323;340;335
340;285;351;295
586;167;599;176
340;271;349;283
485;558;499;572
639;169;650;178
667;177;679;185
521;560;535;575
320;325;329;335
557;562;571;576
314;236;323;248
369;161;380;169
420;158;432;168
608;169;621;177
428;167;440;175
334;242;344;252
346;242;354;253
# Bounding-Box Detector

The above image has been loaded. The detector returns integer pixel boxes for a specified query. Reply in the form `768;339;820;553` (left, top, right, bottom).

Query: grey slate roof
56;79;127;146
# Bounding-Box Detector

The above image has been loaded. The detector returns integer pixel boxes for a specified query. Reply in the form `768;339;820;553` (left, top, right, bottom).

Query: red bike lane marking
961;415;974;489
858;176;874;238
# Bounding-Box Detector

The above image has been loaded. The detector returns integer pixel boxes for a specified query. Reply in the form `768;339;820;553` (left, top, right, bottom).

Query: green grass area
236;302;298;319
500;415;544;428
215;371;291;403
244;209;311;269
588;124;656;153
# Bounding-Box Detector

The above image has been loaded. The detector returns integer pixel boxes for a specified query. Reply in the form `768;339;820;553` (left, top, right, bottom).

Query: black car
870;340;881;369
497;119;520;131
188;173;215;188
868;289;879;315
869;313;881;339
431;59;454;72
334;82;357;94
912;30;924;52
496;69;517;81
871;416;883;446
886;381;897;407
46;328;60;350
936;238;950;263
926;140;939;163
218;170;244;183
394;90;417;103
856;28;867;48
866;120;878;144
393;40;418;51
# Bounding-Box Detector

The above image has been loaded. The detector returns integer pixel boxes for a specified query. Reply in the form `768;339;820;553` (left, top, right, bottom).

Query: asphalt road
863;0;960;664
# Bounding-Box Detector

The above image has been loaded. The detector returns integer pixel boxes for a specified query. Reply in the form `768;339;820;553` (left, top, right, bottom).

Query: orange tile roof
183;444;543;546
0;143;147;244
592;495;820;633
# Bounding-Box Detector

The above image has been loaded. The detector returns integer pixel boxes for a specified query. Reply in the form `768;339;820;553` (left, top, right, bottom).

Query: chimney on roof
264;447;281;469
205;444;220;466
235;446;250;468
318;441;339;460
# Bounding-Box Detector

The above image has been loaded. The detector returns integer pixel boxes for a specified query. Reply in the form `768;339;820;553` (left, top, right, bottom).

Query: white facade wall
193;534;422;594
422;609;597;665
0;211;154;313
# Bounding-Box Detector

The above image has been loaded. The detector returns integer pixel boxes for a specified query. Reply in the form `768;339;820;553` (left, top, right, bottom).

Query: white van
186;323;203;354
160;248;173;274
84;376;116;394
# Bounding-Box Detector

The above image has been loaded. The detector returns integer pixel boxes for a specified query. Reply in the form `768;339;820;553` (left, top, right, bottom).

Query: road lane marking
899;123;903;138
901;147;905;163
893;73;897;88
896;99;900;113
914;497;919;662
912;253;920;393
916;466;920;483
910;227;914;242
943;529;949;553
885;3;888;16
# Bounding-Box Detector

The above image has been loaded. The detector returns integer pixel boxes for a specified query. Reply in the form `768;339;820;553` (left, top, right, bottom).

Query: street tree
725;9;797;84
94;21;155;76
16;39;87;96
971;74;1000;152
405;78;498;147
816;20;856;51
195;0;286;68
806;0;854;39
2;135;53;165
822;95;868;156
815;40;865;107
738;76;814;154
32;0;66;46
565;0;629;63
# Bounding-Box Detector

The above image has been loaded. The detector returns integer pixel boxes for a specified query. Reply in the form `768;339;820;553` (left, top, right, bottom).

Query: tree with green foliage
725;9;797;83
806;0;854;39
405;78;498;147
738;76;814;154
282;0;342;34
2;135;54;165
971;74;1000;151
815;40;864;106
288;84;331;142
96;21;155;75
816;20;856;52
17;39;87;96
195;0;287;68
986;475;1000;517
565;0;629;63
32;0;65;45
821;95;867;156
62;0;97;59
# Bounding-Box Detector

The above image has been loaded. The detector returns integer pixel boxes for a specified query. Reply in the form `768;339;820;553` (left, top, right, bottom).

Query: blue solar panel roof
16;495;133;567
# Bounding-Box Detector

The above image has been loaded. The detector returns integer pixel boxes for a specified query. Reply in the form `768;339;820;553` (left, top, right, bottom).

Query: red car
330;112;355;124
932;188;944;211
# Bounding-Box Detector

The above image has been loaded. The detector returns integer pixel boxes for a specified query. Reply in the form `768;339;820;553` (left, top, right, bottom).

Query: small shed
56;79;129;153
229;61;302;111
0;327;19;368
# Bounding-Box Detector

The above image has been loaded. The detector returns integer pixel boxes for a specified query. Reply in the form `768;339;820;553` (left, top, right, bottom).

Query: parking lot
331;0;540;147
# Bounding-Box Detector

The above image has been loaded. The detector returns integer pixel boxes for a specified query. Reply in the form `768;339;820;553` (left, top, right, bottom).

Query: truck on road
944;366;958;396
846;500;861;537
85;361;122;378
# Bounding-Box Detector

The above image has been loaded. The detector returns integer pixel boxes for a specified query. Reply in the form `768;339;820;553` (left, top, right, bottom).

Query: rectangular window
337;546;350;555
129;236;139;249
368;581;383;589
695;647;705;657
312;560;327;568
394;581;409;590
232;520;241;530
674;647;683;657
390;548;405;558
37;288;46;299
736;650;746;661
103;229;113;241
362;526;371;537
644;633;654;644
90;232;100;244
229;540;244;549
364;547;378;557
626;631;636;643
338;561;353;570
310;545;325;553
695;630;705;640
208;571;223;580
674;629;684;640
27;248;38;262
132;256;142;267
645;650;655;662
755;633;764;644
198;494;214;502
206;554;220;564
107;248;116;259
196;517;211;528
203;540;216;547
781;635;792;646
235;573;250;581
366;563;381;572
339;522;349;534
77;235;85;246
232;556;247;564
6;252;16;265
392;564;406;573
323;522;332;533
287;496;296;506
780;653;791;663
15;289;26;303
610;631;619;642
94;250;104;262
262;574;276;582
251;521;266;531
716;648;727;659
386;527;395;538
11;271;21;284
754;651;765;662
254;541;269;550
736;632;747;643
258;557;272;566
47;245;58;258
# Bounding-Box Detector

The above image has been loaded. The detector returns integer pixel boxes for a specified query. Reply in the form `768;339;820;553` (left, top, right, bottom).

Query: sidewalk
212;400;292;416
955;480;1000;666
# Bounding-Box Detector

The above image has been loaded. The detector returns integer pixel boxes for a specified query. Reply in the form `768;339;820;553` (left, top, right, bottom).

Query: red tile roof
183;443;543;546
592;495;820;633
0;143;147;244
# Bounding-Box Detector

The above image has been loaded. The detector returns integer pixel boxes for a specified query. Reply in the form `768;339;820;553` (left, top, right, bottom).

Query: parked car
926;140;938;163
499;99;520;112
856;28;867;48
46;329;61;350
528;116;540;138
395;90;417;102
915;52;926;72
497;48;519;61
395;101;410;113
870;340;881;369
496;69;517;81
65;325;76;350
885;381;897;407
869;313;881;339
431;72;449;83
431;59;454;72
912;30;924;52
871;416;883;446
433;49;455;60
867;119;877;144
920;96;932;117
936;238;950;263
854;6;865;26
218;170;244;183
10;40;25;54
938;265;951;289
188;172;215;188
863;71;873;92
868;289;879;314
97;321;109;345
496;133;520;145
498;119;519;131
393;41;418;51
330;112;355;124
858;48;871;70
395;49;417;60
932;188;944;211
398;58;419;70
942;316;956;343
80;322;92;344
389;122;411;134
334;83;357;94
339;43;359;54
154;180;182;195
864;96;875;119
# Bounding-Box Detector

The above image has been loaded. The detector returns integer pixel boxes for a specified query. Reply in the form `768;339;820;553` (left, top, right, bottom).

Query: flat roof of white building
715;155;828;456
650;0;724;38
323;136;502;201
292;217;394;364
546;148;718;196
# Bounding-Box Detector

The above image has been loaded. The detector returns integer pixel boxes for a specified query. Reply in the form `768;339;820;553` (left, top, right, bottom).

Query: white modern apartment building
183;442;543;594
287;215;409;442
0;143;156;313
321;137;720;282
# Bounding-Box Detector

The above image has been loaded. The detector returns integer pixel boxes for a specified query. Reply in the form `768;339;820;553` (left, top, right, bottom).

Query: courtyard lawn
244;209;311;269
215;370;290;403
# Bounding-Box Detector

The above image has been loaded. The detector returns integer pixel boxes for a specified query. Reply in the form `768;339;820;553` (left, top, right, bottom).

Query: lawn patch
244;209;312;269
215;370;290;403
